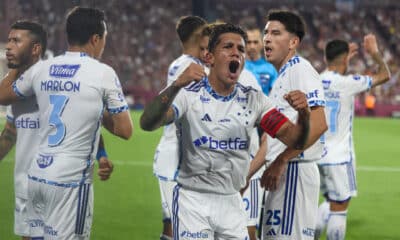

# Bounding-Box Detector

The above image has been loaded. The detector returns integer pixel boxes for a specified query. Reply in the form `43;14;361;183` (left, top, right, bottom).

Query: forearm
247;140;267;179
0;126;16;161
0;70;19;105
140;83;181;131
371;52;390;86
293;108;310;149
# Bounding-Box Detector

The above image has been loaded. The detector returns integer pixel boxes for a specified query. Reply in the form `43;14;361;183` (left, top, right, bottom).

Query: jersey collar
204;77;238;102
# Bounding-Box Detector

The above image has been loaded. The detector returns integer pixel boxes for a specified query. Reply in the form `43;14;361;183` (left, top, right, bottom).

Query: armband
260;109;288;138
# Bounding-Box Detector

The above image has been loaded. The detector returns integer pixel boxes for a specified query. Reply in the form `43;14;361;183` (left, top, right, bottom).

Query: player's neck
327;65;346;75
208;73;236;96
68;45;95;58
183;46;199;60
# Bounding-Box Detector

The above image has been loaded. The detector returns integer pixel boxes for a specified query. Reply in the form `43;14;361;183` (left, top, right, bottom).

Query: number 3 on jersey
49;95;69;146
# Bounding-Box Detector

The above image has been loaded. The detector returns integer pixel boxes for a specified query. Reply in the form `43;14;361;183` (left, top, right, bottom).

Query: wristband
96;148;108;160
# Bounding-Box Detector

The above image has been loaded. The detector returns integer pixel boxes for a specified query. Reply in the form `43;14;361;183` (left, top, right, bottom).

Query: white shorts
14;197;43;238
28;179;93;240
318;161;357;202
159;179;177;222
172;185;249;240
242;178;265;227
261;162;320;240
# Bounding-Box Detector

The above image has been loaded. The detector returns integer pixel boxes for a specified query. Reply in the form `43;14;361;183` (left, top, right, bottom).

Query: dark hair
176;16;207;43
325;39;349;62
66;6;106;46
11;20;47;58
208;23;247;53
266;10;306;42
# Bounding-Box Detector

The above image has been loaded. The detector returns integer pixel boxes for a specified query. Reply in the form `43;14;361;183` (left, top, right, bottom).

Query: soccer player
245;27;278;96
0;7;133;239
0;20;47;240
259;10;328;240
140;23;311;239
315;35;390;240
244;26;278;240
153;15;208;240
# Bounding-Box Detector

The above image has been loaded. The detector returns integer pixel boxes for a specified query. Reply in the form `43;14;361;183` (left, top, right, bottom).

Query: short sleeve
292;62;325;107
342;74;372;95
102;67;129;114
6;106;14;123
171;89;188;121
13;62;40;98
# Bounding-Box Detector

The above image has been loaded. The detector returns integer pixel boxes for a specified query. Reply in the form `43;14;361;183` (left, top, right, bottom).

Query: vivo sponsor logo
15;117;40;129
302;228;315;237
306;89;319;99
49;64;80;78
44;225;58;236
180;231;209;239
37;154;54;169
218;118;231;123
29;219;44;228
325;91;340;99
236;96;248;103
193;136;248;150
200;95;210;103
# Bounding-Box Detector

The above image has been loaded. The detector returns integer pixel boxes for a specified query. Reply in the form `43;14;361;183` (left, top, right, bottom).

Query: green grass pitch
0;111;399;239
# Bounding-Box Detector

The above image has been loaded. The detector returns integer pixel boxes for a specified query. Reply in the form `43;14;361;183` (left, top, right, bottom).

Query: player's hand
260;155;287;191
363;34;379;55
174;63;206;88
284;90;308;111
347;42;359;62
98;157;114;181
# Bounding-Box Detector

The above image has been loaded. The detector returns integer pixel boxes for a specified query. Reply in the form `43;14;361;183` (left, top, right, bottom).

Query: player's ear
205;52;214;67
32;43;42;58
289;35;300;50
90;34;100;46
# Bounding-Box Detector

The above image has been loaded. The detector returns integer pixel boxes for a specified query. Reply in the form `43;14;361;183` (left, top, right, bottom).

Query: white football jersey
319;70;371;164
13;51;128;185
267;55;326;162
6;97;39;199
172;77;277;194
153;54;205;180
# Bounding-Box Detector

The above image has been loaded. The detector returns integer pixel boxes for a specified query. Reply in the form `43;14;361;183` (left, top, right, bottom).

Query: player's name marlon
40;79;80;92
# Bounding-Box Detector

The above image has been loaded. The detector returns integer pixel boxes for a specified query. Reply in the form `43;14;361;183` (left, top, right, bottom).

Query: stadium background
0;0;399;239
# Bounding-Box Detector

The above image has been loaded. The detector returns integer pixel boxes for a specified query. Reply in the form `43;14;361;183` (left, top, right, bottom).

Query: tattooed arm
0;121;17;161
140;63;206;131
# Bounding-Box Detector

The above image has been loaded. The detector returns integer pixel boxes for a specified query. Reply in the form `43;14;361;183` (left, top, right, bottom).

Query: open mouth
229;61;239;74
264;47;272;54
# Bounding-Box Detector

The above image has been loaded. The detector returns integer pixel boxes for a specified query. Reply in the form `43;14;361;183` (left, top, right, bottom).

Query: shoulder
237;82;259;94
183;78;207;93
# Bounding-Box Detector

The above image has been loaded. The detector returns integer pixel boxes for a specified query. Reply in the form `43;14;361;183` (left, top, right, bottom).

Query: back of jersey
319;70;371;164
15;52;126;184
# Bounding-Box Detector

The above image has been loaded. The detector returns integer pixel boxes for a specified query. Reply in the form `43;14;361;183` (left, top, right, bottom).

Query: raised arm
0;70;20;105
140;63;206;131
363;34;391;87
0;121;16;161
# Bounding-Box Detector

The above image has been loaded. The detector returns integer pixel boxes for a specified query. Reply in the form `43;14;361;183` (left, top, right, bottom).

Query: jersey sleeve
167;59;192;86
102;67;129;114
255;91;288;138
340;74;372;95
13;62;40;98
292;62;325;108
6;106;14;123
171;89;188;122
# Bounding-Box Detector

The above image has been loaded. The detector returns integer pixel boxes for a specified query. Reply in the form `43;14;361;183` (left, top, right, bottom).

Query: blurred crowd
1;0;399;108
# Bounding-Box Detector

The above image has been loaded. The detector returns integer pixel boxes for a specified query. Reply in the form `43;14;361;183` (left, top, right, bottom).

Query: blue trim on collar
204;77;237;102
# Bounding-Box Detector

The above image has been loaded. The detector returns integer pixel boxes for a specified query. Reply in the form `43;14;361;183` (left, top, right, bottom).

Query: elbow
139;115;157;132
